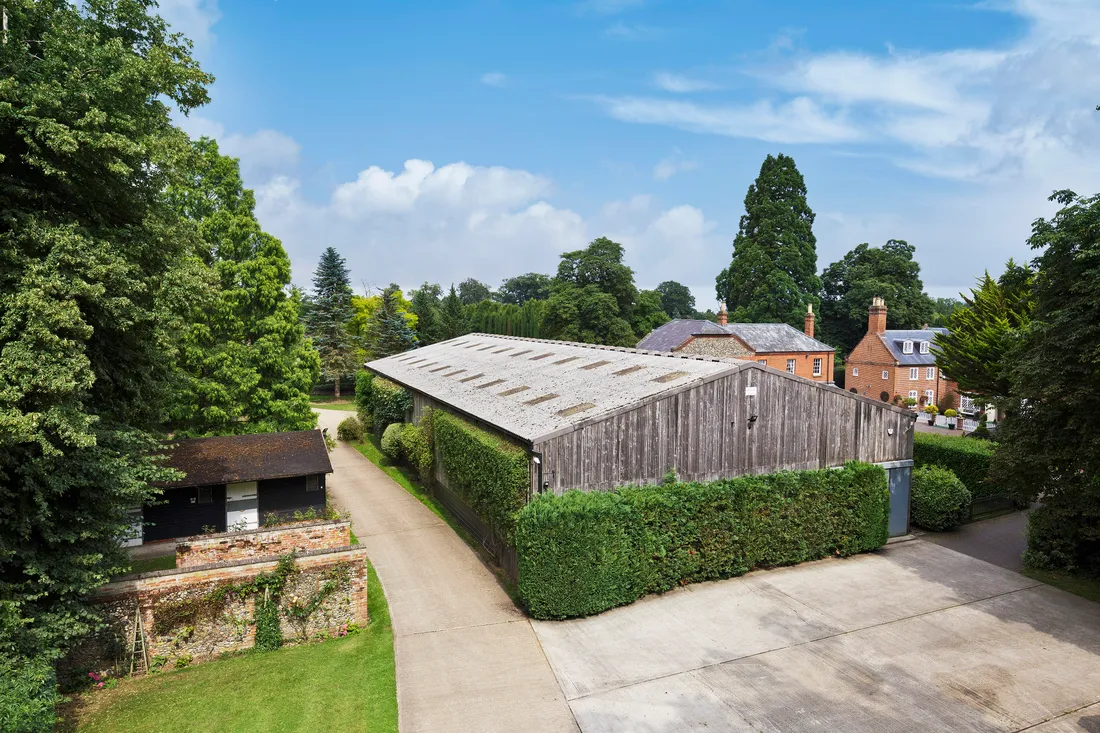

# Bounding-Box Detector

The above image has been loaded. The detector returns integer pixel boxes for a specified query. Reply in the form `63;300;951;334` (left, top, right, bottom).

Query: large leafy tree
819;240;935;353
366;285;419;358
716;154;820;326
0;0;211;657
993;191;1100;575
350;287;417;362
542;237;639;346
934;260;1033;403
458;278;493;305
409;282;444;346
656;280;695;319
633;289;672;336
497;272;552;305
439;284;470;340
305;247;357;398
166;139;319;434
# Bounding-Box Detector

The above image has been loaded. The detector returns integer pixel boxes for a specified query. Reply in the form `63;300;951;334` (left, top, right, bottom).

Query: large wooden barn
367;334;917;539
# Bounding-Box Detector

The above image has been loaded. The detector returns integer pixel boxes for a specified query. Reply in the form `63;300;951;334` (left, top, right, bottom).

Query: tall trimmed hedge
434;411;529;542
913;433;996;500
515;462;889;619
354;370;412;436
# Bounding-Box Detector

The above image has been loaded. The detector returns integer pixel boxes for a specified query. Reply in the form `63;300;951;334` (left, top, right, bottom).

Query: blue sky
164;0;1100;308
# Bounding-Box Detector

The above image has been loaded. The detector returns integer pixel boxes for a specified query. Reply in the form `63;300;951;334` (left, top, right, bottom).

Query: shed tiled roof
637;319;834;353
881;328;948;365
159;430;333;488
366;334;746;443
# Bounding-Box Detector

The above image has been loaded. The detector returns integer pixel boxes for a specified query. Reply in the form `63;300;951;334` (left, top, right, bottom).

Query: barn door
226;481;259;531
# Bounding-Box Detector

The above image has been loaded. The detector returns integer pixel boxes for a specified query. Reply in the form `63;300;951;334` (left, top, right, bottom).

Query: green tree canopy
716;154;820;326
166;138;319;434
0;0;211;658
819;239;935;353
934;260;1033;403
409;282;444;345
633;289;672;336
542;238;639;346
929;296;962;326
440;284;470;340
556;237;638;322
305;247;358;397
458;278;493;305
367;285;419;358
656;280;696;319
992;191;1100;575
497;272;552;304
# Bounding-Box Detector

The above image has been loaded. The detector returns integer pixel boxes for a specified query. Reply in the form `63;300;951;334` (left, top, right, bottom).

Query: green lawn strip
352;435;520;604
309;397;358;411
1022;568;1100;604
122;554;176;576
72;561;397;733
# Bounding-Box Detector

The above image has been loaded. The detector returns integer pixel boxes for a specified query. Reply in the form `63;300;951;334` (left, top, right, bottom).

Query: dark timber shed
367;334;917;539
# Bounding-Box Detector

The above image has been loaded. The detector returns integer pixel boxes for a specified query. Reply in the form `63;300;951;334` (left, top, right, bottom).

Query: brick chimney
804;303;815;338
868;296;887;334
717;301;728;327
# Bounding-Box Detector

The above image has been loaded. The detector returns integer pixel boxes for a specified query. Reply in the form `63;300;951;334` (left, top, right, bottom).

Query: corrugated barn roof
366;334;744;443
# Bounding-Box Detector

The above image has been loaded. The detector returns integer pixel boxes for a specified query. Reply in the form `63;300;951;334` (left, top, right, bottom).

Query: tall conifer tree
306;248;357;398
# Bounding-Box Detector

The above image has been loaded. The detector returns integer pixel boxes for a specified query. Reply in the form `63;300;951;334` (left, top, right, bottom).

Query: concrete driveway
532;540;1100;732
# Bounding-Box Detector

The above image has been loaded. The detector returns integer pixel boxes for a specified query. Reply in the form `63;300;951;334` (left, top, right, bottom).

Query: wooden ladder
129;606;149;676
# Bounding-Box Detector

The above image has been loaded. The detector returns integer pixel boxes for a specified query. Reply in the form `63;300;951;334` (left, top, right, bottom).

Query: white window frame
853;367;859;377
919;341;930;354
924;389;934;403
881;370;889;380
812;358;822;376
786;359;796;374
902;340;913;354
908;390;918;400
926;367;935;380
909;367;919;380
758;359;767;365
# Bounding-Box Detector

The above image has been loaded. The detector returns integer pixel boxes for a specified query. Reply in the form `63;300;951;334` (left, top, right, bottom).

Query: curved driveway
315;409;577;733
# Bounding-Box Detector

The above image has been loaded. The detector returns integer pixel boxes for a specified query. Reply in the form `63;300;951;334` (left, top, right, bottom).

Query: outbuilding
133;430;333;544
366;334;917;542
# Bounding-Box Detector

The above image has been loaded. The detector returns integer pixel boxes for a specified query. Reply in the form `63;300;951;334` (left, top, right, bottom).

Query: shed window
786;359;796;374
902;340;913;354
919;341;930;354
853;367;859;377
882;370;889;380
758;359;767;365
909;367;919;380
197;486;213;504
812;358;822;376
926;367;935;380
305;475;320;492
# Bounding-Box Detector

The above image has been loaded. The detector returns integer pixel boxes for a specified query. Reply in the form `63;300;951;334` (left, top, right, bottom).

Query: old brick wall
79;546;369;675
175;520;351;568
845;333;896;400
754;351;834;382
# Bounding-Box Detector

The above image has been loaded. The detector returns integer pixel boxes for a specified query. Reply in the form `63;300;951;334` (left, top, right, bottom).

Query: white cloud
653;72;721;93
652;152;698;181
156;0;221;48
481;72;507;87
176;116;300;181
596;95;862;144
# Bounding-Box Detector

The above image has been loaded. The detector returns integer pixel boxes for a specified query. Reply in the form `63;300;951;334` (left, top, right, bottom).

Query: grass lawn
67;561;397;733
1022;567;1100;604
309;396;357;411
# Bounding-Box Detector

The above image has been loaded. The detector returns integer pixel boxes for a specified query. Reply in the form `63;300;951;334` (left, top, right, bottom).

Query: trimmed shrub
355;370;411;436
0;655;59;733
913;432;996;500
336;415;364;442
434;411;529;542
399;423;433;484
515;462;889;619
381;423;403;460
910;465;971;531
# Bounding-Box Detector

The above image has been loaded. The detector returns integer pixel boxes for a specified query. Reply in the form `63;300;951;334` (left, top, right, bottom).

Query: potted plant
924;404;938;425
904;397;918;409
944;408;957;429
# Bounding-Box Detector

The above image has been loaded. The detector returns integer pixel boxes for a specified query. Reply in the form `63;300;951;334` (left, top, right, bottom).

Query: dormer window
902;340;913;354
919;341;930;354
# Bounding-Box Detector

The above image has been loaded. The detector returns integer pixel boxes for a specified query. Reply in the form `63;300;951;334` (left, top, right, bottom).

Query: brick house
637;303;835;383
845;297;961;409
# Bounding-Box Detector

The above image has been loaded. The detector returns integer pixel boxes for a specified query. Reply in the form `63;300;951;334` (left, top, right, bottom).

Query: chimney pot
717;301;728;327
868;297;888;334
804;303;815;338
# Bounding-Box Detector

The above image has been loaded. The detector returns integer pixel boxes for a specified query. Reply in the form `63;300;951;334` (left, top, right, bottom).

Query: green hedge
913;433;996;500
399;423;432;484
380;423;403;460
516;462;890;619
910;465;971;531
434;411;529;543
355;371;411;436
336;415;364;442
0;655;58;733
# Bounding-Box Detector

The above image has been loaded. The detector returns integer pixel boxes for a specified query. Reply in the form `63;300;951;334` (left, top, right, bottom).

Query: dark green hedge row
913;433;996;500
354;371;412;436
0;655;58;733
434;411;529;542
515;462;890;619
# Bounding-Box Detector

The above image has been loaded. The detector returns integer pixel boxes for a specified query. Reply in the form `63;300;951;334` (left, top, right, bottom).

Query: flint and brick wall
175;520;351;569
75;546;369;675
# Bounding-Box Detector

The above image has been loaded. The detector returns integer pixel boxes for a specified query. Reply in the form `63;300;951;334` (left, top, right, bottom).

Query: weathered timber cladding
536;366;913;493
